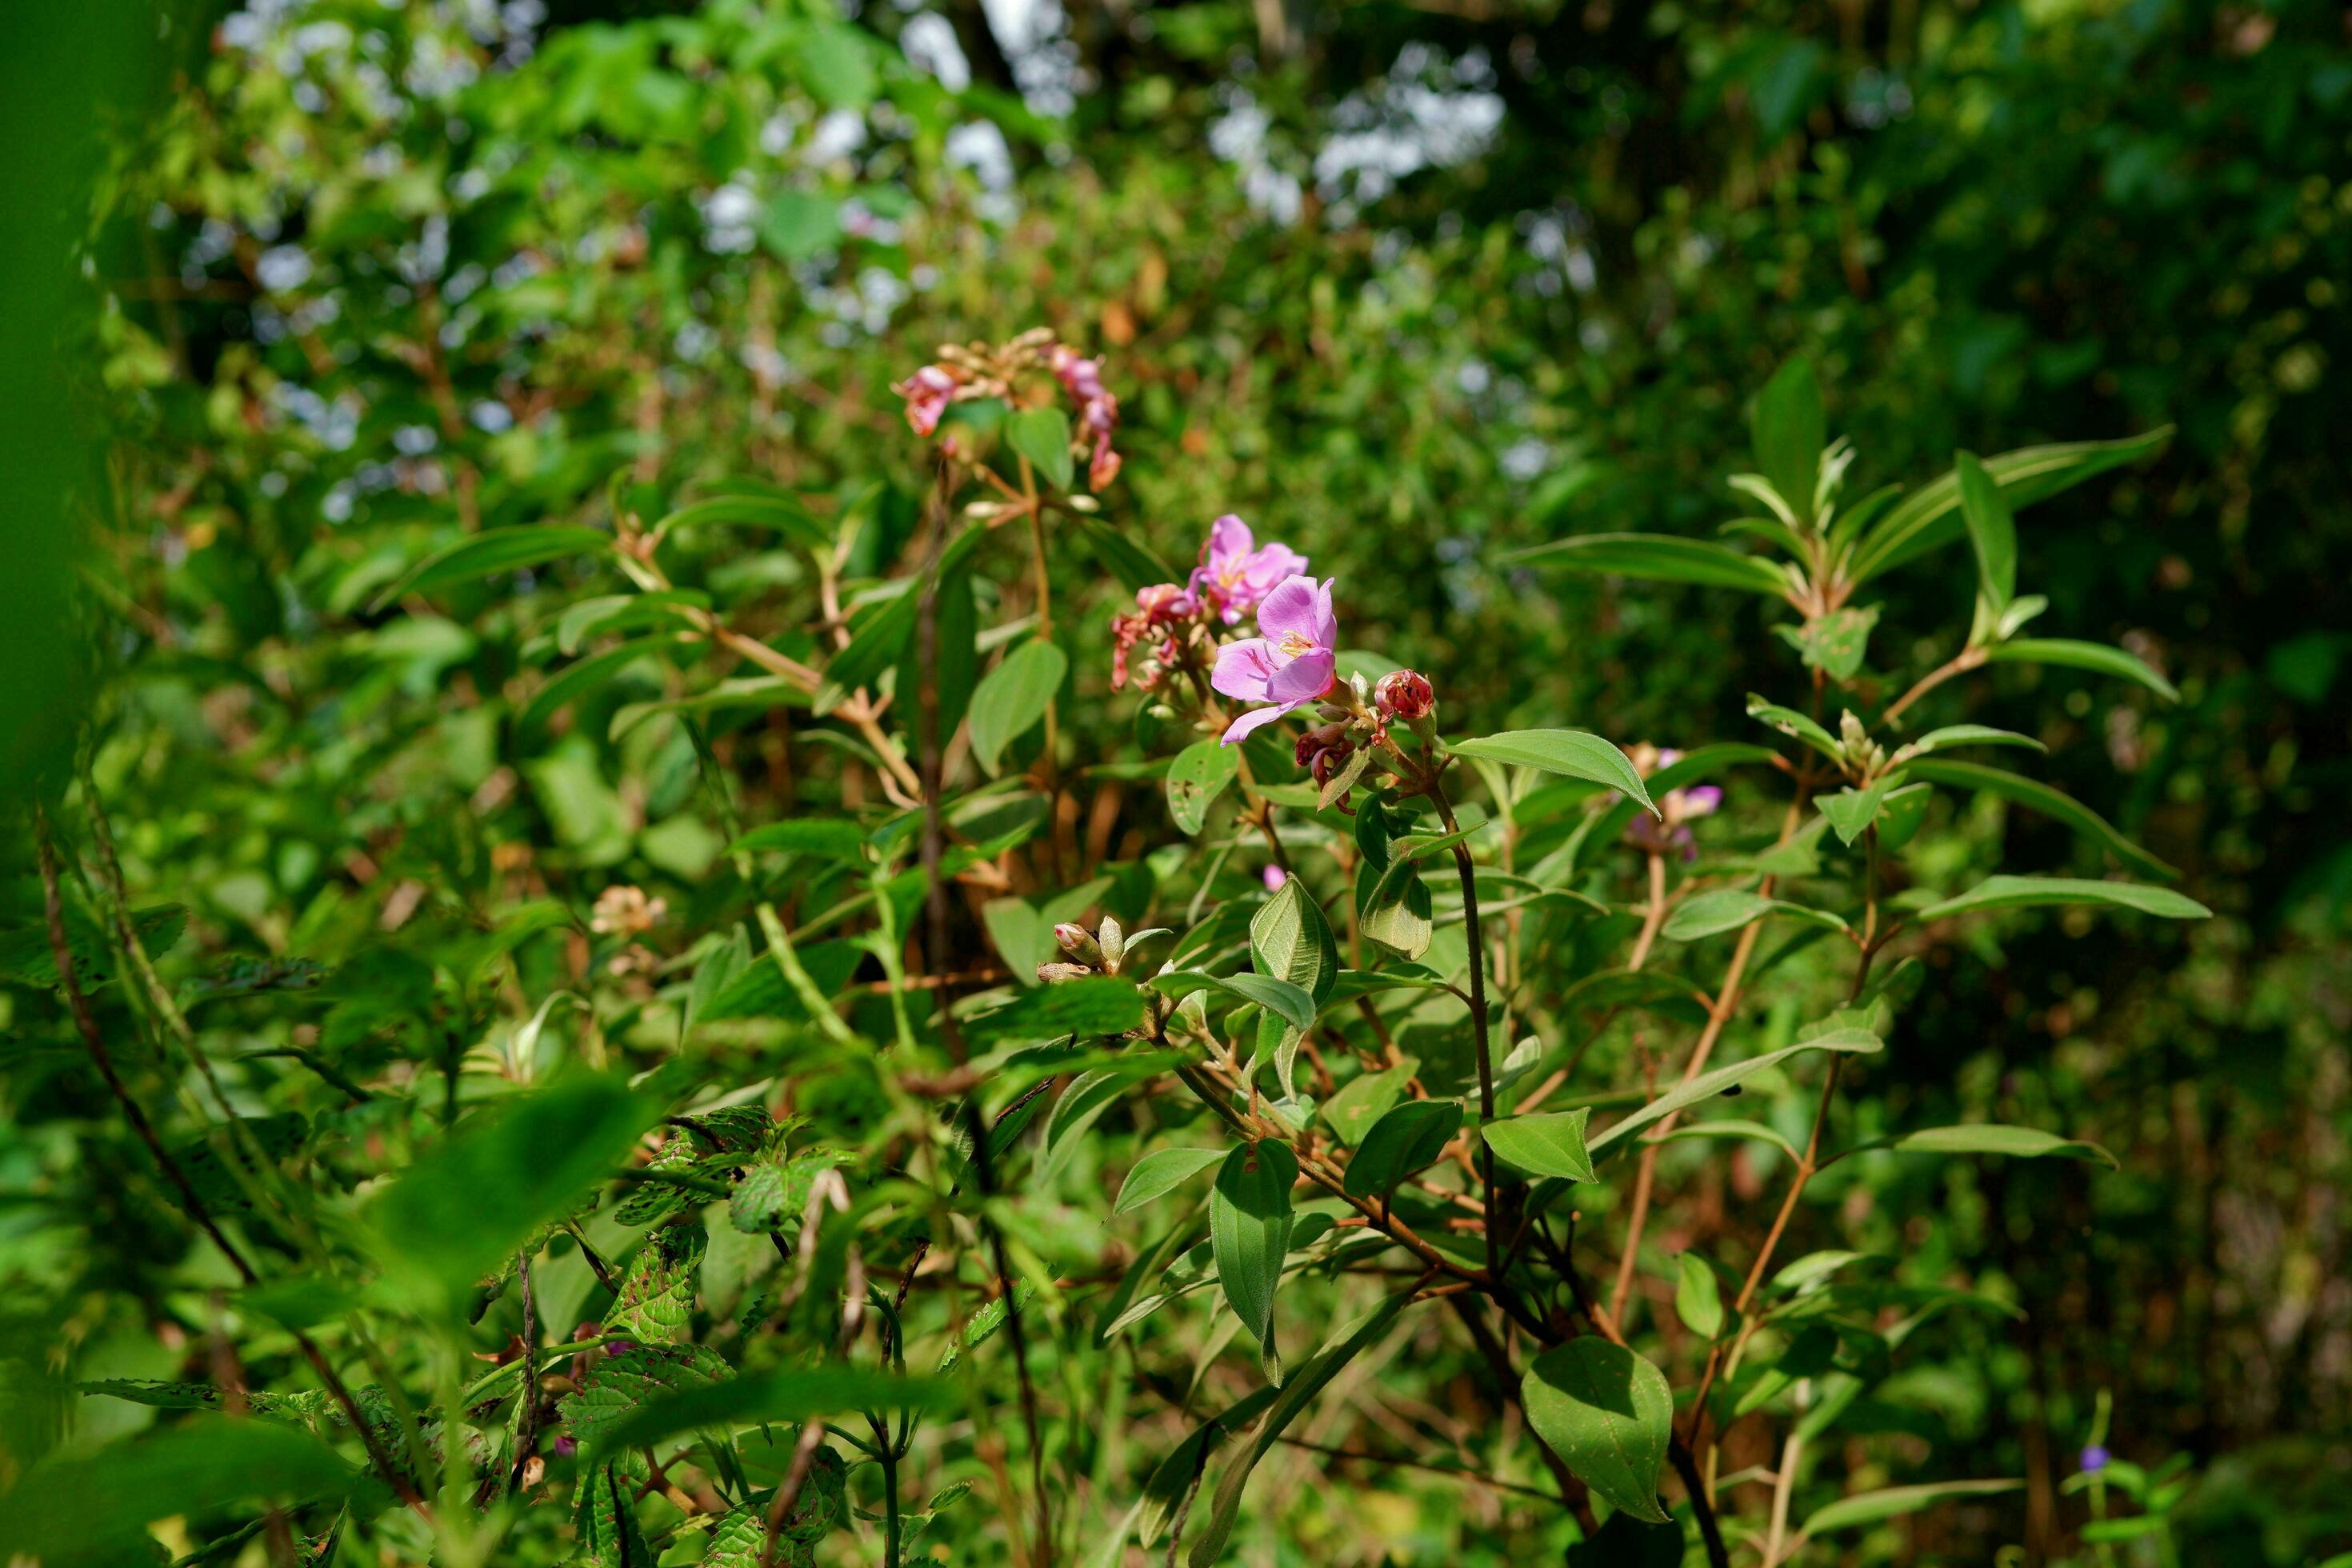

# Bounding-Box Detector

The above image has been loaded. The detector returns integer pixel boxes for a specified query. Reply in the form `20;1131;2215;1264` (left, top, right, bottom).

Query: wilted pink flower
1211;574;1338;745
1110;582;1194;691
893;365;960;437
1051;346;1122;490
1374;669;1434;722
1189;515;1309;626
1624;746;1723;860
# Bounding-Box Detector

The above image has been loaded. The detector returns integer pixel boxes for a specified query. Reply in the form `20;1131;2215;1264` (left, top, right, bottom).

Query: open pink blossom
1189;515;1309;626
893;365;959;437
1211;574;1338;745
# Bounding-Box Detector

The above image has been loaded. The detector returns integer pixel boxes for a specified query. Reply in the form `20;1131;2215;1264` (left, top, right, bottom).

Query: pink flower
1262;865;1287;891
893;365;959;437
1189;515;1309;626
1374;669;1434;722
1624;746;1724;860
1051;346;1122;490
1211;574;1338;745
1109;582;1195;691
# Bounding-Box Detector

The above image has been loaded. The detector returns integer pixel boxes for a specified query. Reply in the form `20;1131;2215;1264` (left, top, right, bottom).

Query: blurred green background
6;0;2348;1559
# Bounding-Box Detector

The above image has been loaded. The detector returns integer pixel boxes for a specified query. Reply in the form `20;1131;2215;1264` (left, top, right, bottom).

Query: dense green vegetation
2;0;2347;1564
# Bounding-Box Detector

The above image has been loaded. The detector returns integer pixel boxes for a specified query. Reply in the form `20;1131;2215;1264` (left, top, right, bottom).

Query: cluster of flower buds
1036;914;1169;986
1838;710;1887;778
1622;744;1723;860
1109;582;1197;693
892;329;1122;489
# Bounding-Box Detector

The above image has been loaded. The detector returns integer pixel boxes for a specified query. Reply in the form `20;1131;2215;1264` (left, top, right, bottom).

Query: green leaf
653;491;830;552
1917;875;2209;922
1867;1124;2118;1168
1522;1338;1675;1523
1846;429;2170;585
1165;739;1241;835
758;190;841;261
596;1368;946;1452
607;1223;705;1343
1664;889;1847;942
1038;1067;1150;1184
1447;730;1658;817
1753;354;1826;526
1342;1099;1462;1198
1006;406;1075;490
1320;1060;1414;1145
1875;782;1934;850
1071;513;1179;592
896;562;978;748
0;1418;359;1560
1149;970;1316;1032
1358;862;1434;961
1746;694;1845;761
1586;1033;1884;1162
1800;1478;2024;1538
1481;1106;1597;1182
729;818;868;862
1779;605;1878;679
968;638;1066;775
1896;724;2045;758
370;525;610;610
1816;778;1894;846
966;975;1146;1044
1115;1148;1228;1214
1250;874;1340;1009
1983;638;2179;701
1185;1291;1414;1565
1210;1141;1298;1383
1676;1253;1726;1338
1502;533;1793;596
814;590;918;716
1955;450;2018;621
520;637;667;734
561;1342;734;1450
368;1075;660;1313
1901;758;2175;879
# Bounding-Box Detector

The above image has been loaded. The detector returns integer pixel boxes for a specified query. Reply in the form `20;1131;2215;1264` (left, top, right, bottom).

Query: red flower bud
1375;669;1434;722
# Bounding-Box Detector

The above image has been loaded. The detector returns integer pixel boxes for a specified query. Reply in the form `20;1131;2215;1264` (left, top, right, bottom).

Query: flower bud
1054;923;1102;966
1294;721;1349;769
1310;738;1356;786
1037;961;1094;985
1375;669;1435;722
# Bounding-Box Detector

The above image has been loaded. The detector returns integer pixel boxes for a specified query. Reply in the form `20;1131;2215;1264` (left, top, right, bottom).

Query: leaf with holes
1165;739;1241;836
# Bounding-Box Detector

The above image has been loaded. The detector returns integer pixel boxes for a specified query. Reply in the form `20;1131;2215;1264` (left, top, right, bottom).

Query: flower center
1276;630;1317;658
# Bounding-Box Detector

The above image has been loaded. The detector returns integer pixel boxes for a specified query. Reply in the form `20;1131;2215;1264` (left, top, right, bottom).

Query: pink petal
1680;786;1723;818
1210;638;1278;702
1267;649;1336;705
1204;514;1254;566
1255;574;1323;643
1220;702;1294;745
1310;576;1338;647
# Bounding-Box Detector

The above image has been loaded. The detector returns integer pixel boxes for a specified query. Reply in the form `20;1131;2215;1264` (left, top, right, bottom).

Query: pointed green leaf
1522;1338;1674;1523
1801;1478;2024;1539
1847;429;2170;585
1901;758;2176;879
1210;1141;1298;1384
1983;638;2178;701
1165;739;1242;836
1917;875;2208;922
1481;1106;1596;1182
969;638;1066;775
371;525;610;610
1954;451;2017;619
1746;694;1845;761
1006;406;1075;490
1586;1033;1884;1161
1114;1148;1229;1214
1342;1099;1462;1198
1249;874;1339;1009
1866;1124;2118;1168
1447;730;1657;817
1676;1254;1726;1338
1753;355;1826;526
1503;533;1793;596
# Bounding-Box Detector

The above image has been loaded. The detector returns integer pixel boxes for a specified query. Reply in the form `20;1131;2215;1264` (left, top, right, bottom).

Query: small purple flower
553;1434;578;1458
1624;746;1724;861
1262;865;1287;890
1211;575;1338;745
2079;1446;2110;1474
1190;516;1309;626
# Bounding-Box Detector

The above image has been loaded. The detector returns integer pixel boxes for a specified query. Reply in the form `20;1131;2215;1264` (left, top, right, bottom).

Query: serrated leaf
1165;739;1241;836
1481;1106;1596;1182
1522;1338;1674;1523
560;1342;734;1450
969;638;1066;774
730;1148;845;1233
1447;730;1657;817
1342;1099;1462;1198
1210;1141;1297;1384
1114;1148;1229;1214
1917;875;2208;922
606;1224;706;1344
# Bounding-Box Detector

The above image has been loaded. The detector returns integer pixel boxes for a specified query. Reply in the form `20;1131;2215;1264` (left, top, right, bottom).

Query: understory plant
4;339;2206;1567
